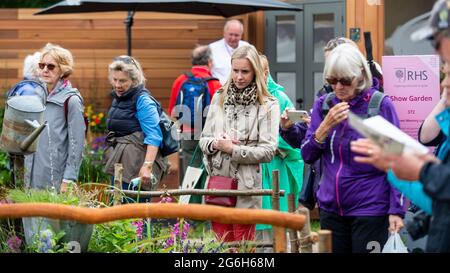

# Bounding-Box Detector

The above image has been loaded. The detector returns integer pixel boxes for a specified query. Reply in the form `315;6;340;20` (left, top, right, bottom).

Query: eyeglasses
38;62;57;71
114;56;138;69
326;77;354;86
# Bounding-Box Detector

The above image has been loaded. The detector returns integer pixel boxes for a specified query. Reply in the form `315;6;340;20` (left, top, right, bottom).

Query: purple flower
196;243;205;253
132;220;144;240
163;237;174;249
91;136;107;151
7;235;22;253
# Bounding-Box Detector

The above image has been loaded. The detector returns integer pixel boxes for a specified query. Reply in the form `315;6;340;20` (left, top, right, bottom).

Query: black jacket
420;150;450;252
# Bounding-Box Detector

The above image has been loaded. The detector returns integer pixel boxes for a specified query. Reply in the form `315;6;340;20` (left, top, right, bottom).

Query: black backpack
147;94;180;157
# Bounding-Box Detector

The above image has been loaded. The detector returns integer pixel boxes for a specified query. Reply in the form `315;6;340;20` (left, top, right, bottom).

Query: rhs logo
395;68;406;82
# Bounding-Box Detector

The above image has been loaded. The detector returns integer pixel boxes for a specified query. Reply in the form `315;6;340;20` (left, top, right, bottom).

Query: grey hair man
209;19;250;84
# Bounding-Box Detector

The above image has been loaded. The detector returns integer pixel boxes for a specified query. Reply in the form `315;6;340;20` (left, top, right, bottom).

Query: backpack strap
64;94;77;122
321;92;336;117
184;71;195;79
364;32;374;63
367;90;386;118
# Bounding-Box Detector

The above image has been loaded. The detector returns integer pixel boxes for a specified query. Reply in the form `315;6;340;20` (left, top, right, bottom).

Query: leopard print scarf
224;81;258;106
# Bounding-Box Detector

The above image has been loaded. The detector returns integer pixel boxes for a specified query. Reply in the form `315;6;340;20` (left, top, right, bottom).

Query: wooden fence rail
109;189;285;198
0;203;305;231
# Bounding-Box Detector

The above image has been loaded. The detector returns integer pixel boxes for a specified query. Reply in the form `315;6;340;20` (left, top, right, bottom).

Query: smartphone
287;109;310;123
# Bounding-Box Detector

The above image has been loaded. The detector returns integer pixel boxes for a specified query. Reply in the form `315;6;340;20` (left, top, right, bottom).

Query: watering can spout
19;121;47;152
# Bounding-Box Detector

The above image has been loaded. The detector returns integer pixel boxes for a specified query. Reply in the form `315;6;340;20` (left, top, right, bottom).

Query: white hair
23;51;41;80
323;44;373;92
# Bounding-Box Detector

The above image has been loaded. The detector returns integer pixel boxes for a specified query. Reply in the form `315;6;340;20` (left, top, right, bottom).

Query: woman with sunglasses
300;44;405;253
25;43;85;193
102;55;168;203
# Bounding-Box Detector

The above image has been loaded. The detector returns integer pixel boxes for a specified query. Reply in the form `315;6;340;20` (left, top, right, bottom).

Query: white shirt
209;38;250;85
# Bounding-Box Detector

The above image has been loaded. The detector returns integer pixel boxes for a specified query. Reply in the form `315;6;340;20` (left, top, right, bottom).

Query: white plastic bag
382;232;408;253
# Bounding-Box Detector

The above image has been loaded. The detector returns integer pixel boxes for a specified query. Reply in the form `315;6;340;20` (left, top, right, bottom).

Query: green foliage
78;138;109;184
0;108;12;187
311;219;321;232
8;188;81;206
0;152;11;187
0;220;17;253
88;219;170;253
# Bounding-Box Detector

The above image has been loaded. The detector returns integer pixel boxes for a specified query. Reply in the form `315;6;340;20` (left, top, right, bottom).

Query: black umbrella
35;0;302;56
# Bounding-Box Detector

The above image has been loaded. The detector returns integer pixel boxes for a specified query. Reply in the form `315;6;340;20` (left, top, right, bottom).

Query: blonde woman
25;43;85;192
199;45;280;242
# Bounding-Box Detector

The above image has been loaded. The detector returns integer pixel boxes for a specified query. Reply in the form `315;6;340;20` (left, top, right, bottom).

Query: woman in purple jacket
300;44;404;253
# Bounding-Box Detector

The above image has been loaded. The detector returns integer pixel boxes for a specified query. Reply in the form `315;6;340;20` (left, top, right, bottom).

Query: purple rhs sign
382;55;441;140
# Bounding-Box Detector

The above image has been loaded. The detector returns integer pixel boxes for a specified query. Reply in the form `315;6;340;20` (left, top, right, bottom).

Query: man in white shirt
209;19;250;85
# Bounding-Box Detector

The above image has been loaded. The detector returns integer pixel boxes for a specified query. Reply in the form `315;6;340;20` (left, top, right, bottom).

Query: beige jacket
199;91;280;209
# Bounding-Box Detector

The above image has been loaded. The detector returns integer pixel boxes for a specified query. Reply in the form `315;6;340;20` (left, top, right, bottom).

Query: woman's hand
212;133;237;154
388;215;404;233
280;108;295;129
280;108;311;130
351;138;398;172
315;102;349;142
139;162;153;189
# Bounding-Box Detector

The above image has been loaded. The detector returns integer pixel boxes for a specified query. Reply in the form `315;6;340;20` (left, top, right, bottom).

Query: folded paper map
348;112;429;155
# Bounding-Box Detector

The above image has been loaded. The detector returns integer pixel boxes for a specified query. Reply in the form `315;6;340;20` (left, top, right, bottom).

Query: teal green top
386;108;450;215
257;74;304;231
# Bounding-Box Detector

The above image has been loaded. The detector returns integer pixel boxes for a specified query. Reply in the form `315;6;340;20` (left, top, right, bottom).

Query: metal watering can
0;95;47;155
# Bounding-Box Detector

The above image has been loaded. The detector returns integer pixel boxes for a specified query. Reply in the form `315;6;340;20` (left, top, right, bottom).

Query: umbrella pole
124;11;135;56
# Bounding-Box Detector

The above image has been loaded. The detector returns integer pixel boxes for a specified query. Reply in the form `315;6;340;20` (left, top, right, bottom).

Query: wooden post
287;194;299;253
297;206;313;253
113;163;123;206
11;154;25;188
318;230;332;253
271;170;286;253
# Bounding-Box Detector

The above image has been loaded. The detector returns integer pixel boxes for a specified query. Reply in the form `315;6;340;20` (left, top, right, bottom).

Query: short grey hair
191;45;211;66
224;19;244;33
323;44;372;92
108;55;146;87
23;51;41;80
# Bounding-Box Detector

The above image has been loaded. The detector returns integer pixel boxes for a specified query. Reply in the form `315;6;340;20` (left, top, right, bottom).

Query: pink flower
7;235;22;253
132;220;144;240
160;196;173;203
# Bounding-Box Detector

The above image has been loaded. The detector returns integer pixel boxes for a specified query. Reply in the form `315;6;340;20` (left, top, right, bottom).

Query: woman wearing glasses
25;43;85;192
300;44;404;253
102;55;168;202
